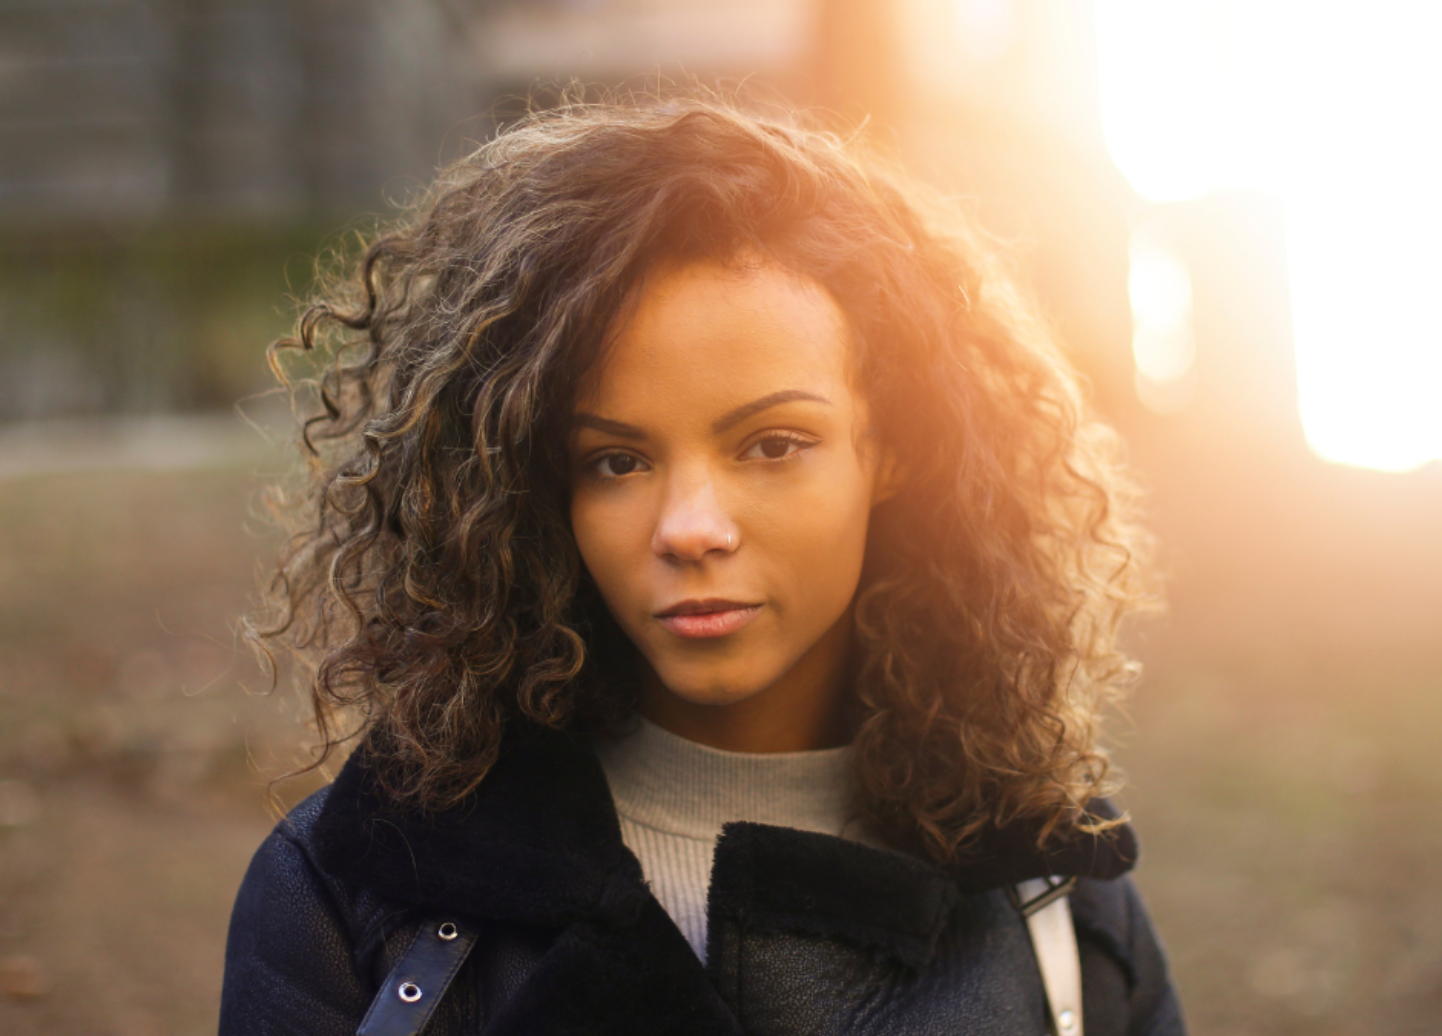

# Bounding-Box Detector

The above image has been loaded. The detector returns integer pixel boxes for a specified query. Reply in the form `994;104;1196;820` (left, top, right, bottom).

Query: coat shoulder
1070;875;1186;1036
219;786;415;1036
277;784;332;841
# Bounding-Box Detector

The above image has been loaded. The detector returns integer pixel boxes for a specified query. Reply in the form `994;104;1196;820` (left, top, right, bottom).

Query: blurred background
0;1;1438;1033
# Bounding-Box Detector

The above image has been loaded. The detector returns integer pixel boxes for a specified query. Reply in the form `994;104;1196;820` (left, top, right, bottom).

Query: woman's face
569;258;885;749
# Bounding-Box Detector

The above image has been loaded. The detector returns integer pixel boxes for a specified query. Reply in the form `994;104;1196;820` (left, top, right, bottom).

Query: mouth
654;598;763;639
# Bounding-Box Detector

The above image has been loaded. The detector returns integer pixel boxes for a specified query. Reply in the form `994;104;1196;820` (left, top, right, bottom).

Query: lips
654;599;763;639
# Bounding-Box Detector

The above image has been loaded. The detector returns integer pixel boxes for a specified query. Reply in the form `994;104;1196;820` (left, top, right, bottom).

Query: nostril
652;509;736;560
653;524;736;560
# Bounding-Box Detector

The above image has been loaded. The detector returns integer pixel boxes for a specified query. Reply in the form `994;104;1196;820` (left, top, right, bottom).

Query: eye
741;432;816;462
587;451;648;480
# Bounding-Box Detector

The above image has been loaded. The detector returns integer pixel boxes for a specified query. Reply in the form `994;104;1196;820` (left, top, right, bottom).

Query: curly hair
251;93;1151;866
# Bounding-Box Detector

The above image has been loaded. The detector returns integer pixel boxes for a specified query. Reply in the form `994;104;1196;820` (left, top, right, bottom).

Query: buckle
1008;875;1079;917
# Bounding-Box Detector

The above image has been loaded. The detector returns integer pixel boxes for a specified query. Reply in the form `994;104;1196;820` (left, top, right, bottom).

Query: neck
638;611;855;753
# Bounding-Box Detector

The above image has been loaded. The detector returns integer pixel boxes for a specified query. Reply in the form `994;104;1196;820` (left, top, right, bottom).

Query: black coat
220;721;1186;1035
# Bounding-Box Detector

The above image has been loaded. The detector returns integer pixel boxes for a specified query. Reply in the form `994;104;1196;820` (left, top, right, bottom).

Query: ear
869;444;904;508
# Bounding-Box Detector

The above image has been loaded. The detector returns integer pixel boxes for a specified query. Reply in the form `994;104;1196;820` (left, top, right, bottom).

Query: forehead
577;259;855;414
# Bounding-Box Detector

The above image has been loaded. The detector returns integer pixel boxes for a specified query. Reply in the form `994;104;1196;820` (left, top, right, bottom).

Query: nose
651;471;738;562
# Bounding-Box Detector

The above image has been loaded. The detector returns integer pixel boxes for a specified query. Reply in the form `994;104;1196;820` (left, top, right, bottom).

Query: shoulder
232;785;407;949
259;784;332;881
235;788;361;926
229;786;336;919
220;787;416;1036
1069;875;1186;1036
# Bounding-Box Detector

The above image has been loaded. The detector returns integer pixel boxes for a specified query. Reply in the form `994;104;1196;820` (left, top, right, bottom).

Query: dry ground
0;426;1439;1035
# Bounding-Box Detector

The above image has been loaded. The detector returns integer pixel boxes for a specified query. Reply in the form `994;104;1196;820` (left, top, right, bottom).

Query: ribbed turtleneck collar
593;716;862;842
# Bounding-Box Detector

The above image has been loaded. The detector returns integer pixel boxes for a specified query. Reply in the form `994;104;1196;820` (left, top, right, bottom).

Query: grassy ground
0;432;1438;1034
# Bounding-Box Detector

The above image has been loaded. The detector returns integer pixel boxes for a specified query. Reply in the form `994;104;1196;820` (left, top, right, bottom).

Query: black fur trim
707;823;958;969
947;797;1139;891
312;720;649;930
312;716;1138;939
483;903;743;1036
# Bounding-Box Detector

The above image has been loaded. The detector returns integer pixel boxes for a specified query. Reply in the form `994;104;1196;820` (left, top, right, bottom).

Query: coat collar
312;718;1137;969
313;721;647;931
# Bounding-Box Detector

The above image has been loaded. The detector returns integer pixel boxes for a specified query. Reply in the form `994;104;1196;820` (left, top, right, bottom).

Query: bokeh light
1128;234;1196;415
1096;0;1442;471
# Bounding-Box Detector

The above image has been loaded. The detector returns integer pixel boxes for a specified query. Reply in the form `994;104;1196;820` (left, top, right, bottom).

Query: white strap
1016;878;1083;1036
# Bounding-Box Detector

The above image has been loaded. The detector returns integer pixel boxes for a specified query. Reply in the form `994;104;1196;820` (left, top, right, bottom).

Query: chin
649;660;776;709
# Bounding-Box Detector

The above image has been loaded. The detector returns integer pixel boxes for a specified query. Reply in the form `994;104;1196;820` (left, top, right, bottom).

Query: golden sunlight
1095;1;1442;471
1128;232;1196;415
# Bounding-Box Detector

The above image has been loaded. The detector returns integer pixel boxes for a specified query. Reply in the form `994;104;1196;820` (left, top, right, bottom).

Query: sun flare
1095;0;1442;471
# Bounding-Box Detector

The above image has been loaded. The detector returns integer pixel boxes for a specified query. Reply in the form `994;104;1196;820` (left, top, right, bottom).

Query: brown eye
594;452;645;478
742;434;815;462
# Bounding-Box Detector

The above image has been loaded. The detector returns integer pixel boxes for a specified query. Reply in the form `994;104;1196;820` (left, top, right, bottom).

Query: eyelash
740;431;817;463
582;432;818;481
586;451;650;480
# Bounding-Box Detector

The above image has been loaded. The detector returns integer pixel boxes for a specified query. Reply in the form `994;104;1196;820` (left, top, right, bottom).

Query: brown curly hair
251;93;1151;866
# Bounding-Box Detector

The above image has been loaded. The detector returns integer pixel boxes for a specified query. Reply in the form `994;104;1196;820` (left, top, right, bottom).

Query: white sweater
593;717;871;961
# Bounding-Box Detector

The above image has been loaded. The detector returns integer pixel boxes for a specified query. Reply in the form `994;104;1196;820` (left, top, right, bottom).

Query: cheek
570;490;648;609
751;457;876;599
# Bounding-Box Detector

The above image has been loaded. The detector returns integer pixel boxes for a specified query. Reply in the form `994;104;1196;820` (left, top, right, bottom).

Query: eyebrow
711;390;831;434
571;389;832;441
572;413;647;439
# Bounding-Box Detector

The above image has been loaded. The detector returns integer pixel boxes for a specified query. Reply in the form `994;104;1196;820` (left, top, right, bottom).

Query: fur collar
311;718;1137;970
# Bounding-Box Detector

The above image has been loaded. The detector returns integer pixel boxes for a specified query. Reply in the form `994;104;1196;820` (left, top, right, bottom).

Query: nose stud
725;532;733;549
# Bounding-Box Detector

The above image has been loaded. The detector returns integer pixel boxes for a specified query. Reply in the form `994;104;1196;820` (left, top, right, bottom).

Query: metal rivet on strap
398;982;423;1003
1059;1008;1078;1032
437;921;458;941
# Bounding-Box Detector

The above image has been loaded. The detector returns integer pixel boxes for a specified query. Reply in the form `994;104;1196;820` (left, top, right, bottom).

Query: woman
222;96;1184;1036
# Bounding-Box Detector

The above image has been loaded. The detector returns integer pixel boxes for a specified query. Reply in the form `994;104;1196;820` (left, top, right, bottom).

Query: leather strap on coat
1015;876;1083;1036
357;918;479;1036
